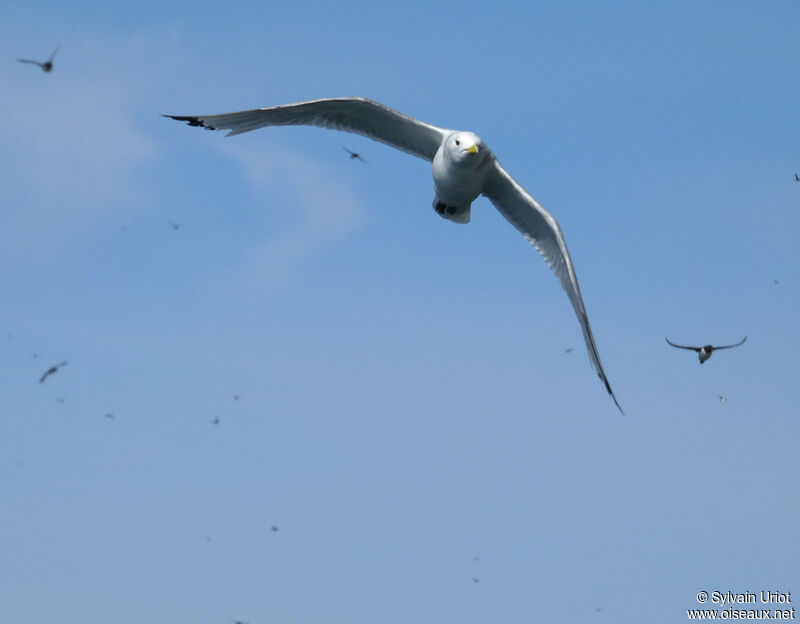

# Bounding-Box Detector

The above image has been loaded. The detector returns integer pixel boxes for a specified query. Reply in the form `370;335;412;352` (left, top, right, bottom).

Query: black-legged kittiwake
166;97;623;412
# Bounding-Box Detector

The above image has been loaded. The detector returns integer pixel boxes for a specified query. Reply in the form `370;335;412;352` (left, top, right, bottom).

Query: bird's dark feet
434;201;457;216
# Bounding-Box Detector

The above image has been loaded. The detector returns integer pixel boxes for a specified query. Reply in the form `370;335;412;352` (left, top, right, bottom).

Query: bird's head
445;131;485;166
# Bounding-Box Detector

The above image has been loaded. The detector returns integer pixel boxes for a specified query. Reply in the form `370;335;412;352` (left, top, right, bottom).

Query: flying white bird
665;336;747;364
166;97;622;412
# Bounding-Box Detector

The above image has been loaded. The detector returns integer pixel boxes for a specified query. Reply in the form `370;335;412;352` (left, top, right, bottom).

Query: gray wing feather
165;97;447;161
482;162;622;413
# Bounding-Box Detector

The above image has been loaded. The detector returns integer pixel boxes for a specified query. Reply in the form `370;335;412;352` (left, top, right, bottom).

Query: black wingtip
604;378;625;416
163;114;216;130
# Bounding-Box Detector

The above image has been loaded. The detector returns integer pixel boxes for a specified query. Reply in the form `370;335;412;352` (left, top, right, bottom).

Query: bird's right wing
665;337;701;351
17;59;44;66
165;97;448;161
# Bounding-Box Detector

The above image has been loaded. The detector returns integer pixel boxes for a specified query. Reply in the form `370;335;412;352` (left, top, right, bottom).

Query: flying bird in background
342;146;366;161
665;336;747;364
39;360;67;383
17;44;60;72
166;97;622;412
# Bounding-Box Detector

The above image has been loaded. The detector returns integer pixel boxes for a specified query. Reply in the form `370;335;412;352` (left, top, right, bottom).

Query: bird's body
17;44;60;72
665;336;747;364
166;97;621;411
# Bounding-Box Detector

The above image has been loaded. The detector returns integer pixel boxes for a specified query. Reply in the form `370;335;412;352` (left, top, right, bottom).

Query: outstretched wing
713;336;747;350
165;97;448;161
17;59;44;67
665;337;701;352
48;44;60;62
482;161;622;414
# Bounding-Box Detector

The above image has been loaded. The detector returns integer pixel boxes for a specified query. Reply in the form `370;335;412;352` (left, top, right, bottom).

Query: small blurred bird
665;336;747;364
17;44;60;72
39;360;67;383
342;146;366;161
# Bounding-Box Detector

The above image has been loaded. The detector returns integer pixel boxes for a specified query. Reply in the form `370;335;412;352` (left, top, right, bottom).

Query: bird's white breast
431;134;493;205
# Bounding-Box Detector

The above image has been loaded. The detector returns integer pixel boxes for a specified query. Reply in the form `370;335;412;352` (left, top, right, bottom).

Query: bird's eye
455;140;460;146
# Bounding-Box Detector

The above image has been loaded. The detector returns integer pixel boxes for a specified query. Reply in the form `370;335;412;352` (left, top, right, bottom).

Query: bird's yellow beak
466;144;479;154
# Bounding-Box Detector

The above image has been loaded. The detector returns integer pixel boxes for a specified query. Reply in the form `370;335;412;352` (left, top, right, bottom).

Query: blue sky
1;1;798;622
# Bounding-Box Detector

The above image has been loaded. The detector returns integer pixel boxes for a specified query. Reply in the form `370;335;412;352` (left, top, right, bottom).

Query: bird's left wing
713;336;747;350
165;97;448;161
482;161;622;413
17;59;43;66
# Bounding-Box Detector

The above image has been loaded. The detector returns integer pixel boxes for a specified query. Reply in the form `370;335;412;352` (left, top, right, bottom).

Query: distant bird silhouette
565;347;573;353
665;336;747;364
718;395;727;403
795;173;799;182
342;146;366;161
471;576;480;583
104;413;115;420
17;44;60;72
56;396;66;404
39;360;67;383
167;219;182;230
269;525;280;532
231;619;249;624
210;415;220;425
